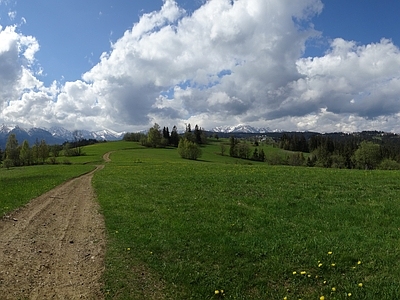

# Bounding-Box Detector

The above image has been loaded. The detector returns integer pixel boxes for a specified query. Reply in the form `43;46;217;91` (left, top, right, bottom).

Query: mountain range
211;124;272;134
0;125;124;149
0;123;279;149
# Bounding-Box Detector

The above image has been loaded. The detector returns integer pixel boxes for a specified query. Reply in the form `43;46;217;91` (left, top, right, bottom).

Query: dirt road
0;156;110;299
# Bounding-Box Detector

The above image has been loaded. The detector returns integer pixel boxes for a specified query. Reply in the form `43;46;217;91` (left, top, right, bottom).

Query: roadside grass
0;141;150;216
93;144;400;299
63;141;140;164
0;164;95;215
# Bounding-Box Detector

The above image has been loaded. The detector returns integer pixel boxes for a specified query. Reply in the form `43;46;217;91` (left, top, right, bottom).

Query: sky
1;0;400;133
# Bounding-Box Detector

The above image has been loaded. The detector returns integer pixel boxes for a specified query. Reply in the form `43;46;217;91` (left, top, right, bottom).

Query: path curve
0;159;110;299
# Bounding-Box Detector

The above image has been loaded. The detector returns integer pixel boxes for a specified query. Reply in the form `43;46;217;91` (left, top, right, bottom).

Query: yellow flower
215;290;220;295
357;260;362;265
323;280;327;285
358;283;363;287
331;263;336;267
283;297;287;300
320;296;325;300
318;263;323;267
328;251;333;255
348;293;352;297
300;271;306;275
127;247;131;251
293;271;297;275
332;287;336;292
220;290;224;294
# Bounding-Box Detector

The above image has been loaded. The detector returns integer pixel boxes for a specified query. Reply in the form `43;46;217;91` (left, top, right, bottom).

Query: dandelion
347;293;352;297
358;283;363;287
293;271;297;275
215;290;220;295
328;251;333;255
115;230;119;233
318;263;323;267
323;280;327;285
283;297;287;300
320;296;325;300
357;260;362;265
300;271;306;275
331;287;336;292
331;263;336;267
127;247;131;251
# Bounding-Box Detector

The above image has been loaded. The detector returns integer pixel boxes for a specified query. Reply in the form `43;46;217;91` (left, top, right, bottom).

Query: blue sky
1;0;400;133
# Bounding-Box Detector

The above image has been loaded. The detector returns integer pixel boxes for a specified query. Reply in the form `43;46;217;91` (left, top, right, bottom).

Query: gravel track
0;154;111;299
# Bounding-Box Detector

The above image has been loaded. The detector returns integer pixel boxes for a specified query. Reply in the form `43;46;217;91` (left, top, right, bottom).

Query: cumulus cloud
2;0;400;133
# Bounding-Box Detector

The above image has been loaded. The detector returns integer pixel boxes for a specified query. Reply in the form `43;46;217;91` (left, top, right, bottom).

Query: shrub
178;138;202;160
378;159;400;170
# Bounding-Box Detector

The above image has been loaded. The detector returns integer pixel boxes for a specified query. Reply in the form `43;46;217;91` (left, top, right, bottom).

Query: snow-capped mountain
0;125;124;149
212;124;271;133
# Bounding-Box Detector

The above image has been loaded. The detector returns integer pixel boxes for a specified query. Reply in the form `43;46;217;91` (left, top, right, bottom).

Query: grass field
2;140;400;299
91;142;400;299
0;164;95;216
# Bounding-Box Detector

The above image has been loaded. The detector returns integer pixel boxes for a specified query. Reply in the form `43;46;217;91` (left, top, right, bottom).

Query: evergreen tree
38;140;49;163
259;148;266;162
170;126;180;147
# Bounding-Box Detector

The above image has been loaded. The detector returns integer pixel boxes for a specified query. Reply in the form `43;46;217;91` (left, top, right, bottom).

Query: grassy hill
92;141;400;299
2;140;400;299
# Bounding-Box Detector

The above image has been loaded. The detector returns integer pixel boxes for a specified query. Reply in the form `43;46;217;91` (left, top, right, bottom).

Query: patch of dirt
0;155;112;299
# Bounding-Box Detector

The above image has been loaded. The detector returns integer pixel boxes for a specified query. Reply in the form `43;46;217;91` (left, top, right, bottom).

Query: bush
3;158;13;170
378;159;400;170
178;138;202;160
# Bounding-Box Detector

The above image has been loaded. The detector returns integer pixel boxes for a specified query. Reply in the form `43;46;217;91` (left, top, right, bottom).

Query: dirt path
0;153;113;299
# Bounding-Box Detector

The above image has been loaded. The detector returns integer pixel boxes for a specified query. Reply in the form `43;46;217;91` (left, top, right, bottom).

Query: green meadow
93;142;400;299
3;140;400;299
0;164;95;216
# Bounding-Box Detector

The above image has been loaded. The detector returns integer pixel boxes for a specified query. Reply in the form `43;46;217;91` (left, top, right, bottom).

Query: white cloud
2;0;400;133
8;11;16;20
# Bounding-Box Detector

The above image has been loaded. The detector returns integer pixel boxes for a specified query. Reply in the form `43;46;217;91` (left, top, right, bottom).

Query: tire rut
0;164;106;299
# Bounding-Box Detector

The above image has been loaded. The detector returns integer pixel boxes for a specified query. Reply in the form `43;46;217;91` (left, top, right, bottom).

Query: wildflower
127;248;131;251
328;251;333;255
358;283;363;287
331;263;336;267
320;296;325;300
318;263;323;267
307;274;311;278
293;271;297;275
347;293;352;297
115;230;119;233
323;280;327;285
332;287;336;292
215;290;220;295
283;297;287;300
357;260;362;265
300;271;306;275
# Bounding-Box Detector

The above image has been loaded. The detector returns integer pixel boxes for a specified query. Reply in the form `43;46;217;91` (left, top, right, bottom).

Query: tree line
123;123;206;160
0;133;96;169
225;131;400;170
